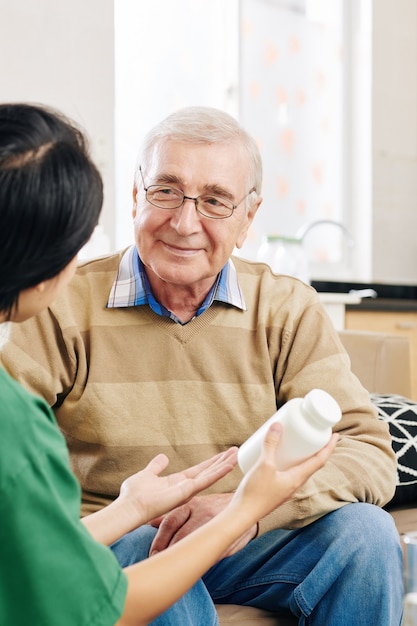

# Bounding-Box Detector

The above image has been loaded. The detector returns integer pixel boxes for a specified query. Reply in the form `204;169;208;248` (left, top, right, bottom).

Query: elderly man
1;106;402;625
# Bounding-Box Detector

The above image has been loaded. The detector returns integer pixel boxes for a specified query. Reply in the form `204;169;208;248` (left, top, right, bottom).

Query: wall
0;0;115;244
371;0;417;284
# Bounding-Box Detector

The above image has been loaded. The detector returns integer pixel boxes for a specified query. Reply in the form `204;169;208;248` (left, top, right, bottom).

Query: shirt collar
106;246;247;316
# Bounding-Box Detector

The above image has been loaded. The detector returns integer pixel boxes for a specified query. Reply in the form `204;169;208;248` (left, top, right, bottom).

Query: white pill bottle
238;389;341;473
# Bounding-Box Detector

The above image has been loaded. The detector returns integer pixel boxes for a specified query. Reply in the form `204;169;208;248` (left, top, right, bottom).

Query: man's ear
235;195;263;249
132;184;138;219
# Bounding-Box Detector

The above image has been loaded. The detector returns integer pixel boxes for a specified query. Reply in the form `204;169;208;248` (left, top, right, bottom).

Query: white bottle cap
302;389;342;426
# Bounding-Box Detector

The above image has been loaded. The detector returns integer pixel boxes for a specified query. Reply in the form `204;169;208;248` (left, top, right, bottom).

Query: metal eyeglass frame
139;166;255;220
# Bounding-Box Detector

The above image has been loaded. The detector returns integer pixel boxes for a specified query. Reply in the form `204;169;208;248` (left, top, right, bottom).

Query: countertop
312;280;417;313
346;299;417;312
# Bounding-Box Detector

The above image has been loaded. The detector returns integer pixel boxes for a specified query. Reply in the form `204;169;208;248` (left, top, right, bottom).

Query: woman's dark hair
0;103;103;318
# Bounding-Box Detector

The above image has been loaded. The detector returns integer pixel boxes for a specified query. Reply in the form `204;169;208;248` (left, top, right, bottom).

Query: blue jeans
111;503;403;625
111;524;219;625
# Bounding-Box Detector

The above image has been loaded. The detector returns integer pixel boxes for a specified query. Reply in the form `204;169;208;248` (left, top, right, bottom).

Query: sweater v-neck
144;303;224;344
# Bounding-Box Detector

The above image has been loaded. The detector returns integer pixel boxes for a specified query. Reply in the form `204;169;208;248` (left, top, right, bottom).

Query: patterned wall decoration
238;0;346;264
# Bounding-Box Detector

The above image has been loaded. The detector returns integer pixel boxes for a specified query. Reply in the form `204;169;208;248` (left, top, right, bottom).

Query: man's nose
171;197;201;233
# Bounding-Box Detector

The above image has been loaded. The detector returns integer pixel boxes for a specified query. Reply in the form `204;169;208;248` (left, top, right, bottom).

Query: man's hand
149;493;257;557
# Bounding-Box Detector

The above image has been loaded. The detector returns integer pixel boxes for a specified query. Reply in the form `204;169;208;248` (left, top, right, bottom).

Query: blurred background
0;0;416;285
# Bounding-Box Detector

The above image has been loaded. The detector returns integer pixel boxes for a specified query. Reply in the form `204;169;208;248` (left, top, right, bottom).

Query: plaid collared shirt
107;246;247;324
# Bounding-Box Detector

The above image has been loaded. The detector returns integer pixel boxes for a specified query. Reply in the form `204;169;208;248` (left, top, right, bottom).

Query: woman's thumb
261;422;282;460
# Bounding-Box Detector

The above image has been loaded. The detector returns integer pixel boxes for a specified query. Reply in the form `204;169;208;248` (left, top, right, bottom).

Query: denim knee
111;524;158;567
293;504;403;624
330;503;400;552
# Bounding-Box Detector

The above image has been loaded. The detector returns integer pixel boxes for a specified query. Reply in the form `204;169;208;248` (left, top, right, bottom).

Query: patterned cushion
371;393;417;508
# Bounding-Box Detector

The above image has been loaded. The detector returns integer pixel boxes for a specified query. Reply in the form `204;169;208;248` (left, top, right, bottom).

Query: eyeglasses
139;166;255;220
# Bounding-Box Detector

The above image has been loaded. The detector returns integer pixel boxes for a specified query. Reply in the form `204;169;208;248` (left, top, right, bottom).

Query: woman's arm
117;423;338;626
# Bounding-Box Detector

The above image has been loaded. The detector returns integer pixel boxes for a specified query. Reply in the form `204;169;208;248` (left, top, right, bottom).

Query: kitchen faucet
295;219;354;246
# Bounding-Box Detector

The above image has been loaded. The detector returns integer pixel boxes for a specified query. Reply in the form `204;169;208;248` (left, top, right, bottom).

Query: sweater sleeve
257;289;396;534
0;306;78;407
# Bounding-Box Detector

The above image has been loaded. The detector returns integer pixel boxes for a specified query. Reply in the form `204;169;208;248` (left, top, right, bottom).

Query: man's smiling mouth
163;242;203;256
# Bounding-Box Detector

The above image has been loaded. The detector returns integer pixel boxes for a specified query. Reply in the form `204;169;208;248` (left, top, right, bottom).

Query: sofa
216;329;417;625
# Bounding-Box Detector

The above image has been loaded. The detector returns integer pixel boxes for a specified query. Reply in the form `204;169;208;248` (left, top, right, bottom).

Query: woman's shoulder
0;367;61;463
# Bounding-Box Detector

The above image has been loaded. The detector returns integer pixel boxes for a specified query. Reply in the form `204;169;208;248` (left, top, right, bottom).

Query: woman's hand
230;422;338;525
119;447;237;524
82;447;237;546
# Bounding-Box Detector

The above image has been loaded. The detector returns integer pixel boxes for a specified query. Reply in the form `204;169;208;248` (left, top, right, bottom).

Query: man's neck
146;272;214;323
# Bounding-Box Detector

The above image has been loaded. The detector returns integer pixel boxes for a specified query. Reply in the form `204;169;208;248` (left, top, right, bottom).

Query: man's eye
205;196;226;207
159;187;176;196
151;186;181;199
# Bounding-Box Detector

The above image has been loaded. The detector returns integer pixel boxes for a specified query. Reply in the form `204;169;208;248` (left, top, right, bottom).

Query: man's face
132;139;261;291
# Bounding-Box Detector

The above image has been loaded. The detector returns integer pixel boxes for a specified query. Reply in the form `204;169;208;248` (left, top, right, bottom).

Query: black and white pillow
371;393;417;508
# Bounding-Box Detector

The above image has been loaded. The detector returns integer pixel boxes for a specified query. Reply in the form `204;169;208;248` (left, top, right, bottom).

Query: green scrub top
0;367;127;625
